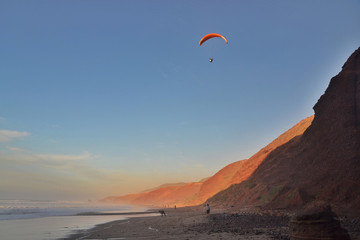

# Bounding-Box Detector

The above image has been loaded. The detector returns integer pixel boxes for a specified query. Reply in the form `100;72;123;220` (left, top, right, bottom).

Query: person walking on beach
205;204;210;214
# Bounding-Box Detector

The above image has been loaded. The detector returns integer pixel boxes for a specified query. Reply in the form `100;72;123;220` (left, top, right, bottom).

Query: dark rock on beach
189;212;290;239
290;205;351;240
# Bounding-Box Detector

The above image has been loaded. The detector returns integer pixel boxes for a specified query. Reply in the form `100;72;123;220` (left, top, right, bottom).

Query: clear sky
1;0;359;200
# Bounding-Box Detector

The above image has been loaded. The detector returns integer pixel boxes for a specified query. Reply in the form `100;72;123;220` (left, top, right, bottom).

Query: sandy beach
65;206;290;240
64;206;360;240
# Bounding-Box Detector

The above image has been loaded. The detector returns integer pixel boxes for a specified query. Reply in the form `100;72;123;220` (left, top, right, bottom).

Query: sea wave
0;199;141;220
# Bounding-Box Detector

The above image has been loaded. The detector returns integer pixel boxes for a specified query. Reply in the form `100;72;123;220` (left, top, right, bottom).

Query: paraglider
199;33;228;62
199;33;228;46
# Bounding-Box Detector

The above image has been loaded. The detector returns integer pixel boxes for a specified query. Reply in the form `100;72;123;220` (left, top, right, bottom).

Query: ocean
0;199;155;240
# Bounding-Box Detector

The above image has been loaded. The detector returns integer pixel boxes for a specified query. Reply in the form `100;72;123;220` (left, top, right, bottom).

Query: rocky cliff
102;161;245;207
209;47;360;216
104;47;360;214
103;116;313;207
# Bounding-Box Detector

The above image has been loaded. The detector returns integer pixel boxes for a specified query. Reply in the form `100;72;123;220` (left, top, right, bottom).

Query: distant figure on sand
205;204;210;214
174;205;176;209
159;210;166;216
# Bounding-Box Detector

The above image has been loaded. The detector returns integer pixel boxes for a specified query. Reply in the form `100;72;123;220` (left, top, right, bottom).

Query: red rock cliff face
102;161;246;207
209;47;360;215
187;160;245;205
103;182;203;207
103;116;313;207
229;116;314;186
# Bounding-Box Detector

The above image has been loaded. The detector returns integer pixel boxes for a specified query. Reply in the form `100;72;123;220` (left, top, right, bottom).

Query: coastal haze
1;0;360;207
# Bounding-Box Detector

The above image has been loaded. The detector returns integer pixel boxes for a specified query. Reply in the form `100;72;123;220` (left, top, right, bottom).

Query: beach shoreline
63;206;291;240
63;209;162;240
0;199;155;240
63;206;360;240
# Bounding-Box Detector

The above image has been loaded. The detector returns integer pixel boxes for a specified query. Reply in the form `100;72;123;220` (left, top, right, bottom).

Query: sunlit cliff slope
104;47;360;215
209;47;360;216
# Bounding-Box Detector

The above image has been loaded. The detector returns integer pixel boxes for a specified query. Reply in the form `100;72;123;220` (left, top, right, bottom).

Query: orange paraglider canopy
199;33;228;46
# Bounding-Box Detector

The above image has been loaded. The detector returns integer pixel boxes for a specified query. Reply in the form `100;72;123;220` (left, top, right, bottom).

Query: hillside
209;47;360;216
102;160;245;207
186;116;314;206
104;47;360;213
103;116;313;207
140;182;188;193
103;181;201;207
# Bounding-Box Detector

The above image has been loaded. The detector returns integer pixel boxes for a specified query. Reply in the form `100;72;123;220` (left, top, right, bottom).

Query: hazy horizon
1;0;360;201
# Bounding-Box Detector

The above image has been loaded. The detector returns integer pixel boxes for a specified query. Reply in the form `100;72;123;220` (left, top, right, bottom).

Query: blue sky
1;0;360;200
